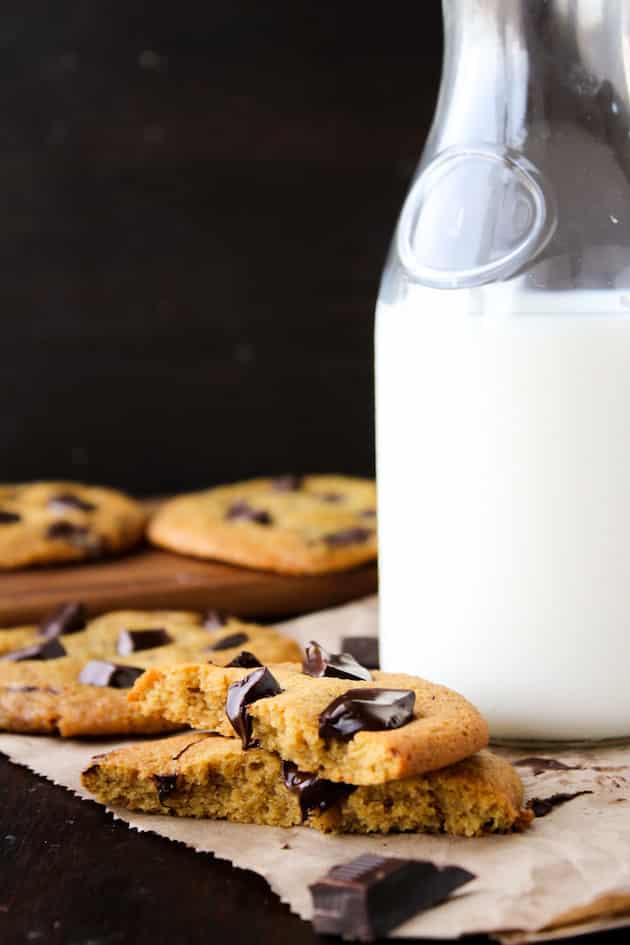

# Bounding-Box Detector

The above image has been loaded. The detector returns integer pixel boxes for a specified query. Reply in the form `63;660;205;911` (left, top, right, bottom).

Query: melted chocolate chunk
271;475;303;492
319;688;415;742
38;602;87;639
527;791;593;818
282;761;356;820
117;628;172;655
225;667;282;748
1;637;67;662
323;527;373;547
514;757;582;776
153;774;178;804
78;660;144;689
225;651;262;668
202;610;228;630
0;510;21;524
303;641;372;682
48;493;96;513
209;632;249;652
225;501;273;526
340;636;380;670
46;521;104;555
309;854;474;941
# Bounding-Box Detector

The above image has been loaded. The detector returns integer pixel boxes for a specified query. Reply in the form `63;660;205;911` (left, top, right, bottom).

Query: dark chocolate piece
1;637;67;662
527;791;593;818
209;632;249;652
514;757;582;776
303;641;372;682
48;493;96;513
78;660;144;689
202;610;228;630
341;636;380;670
117;628;172;655
225;667;282;748
153;774;178;804
282;761;356;820
46;520;104;555
319;689;415;742
38;601;87;639
0;510;21;524
225;651;262;668
271;475;303;492
323;527;373;547
309;854;474;942
225;501;273;526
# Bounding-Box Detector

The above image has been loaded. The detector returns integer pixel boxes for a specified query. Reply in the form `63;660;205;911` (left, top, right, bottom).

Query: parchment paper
2;596;630;943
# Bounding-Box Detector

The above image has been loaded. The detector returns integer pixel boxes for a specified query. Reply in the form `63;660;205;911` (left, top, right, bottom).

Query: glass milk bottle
376;0;630;742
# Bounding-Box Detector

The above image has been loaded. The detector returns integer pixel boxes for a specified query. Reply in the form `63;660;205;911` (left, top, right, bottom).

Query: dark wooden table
0;751;627;945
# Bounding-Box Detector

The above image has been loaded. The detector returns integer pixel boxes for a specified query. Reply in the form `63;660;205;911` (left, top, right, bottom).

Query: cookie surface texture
0;608;301;736
147;476;377;574
0;481;147;569
82;735;531;836
130;663;489;784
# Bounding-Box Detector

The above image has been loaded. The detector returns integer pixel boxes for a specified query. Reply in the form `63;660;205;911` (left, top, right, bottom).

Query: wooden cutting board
0;546;378;626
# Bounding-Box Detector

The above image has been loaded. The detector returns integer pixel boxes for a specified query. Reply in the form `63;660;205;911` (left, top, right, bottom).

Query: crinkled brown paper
2;596;630;942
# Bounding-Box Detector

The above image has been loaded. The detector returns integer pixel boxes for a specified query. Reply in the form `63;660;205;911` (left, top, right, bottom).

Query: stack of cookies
81;642;532;836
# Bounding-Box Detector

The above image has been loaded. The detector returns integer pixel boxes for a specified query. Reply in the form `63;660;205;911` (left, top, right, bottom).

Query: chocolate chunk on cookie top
129;663;490;784
303;641;372;682
0;481;147;569
225;667;283;747
147;475;377;574
79;660;145;689
310;855;474;941
117;628;173;654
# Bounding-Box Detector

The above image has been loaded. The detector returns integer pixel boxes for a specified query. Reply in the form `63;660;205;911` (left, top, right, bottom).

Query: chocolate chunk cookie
0;605;302;735
0;481;147;569
147;476;377;574
81;735;531;836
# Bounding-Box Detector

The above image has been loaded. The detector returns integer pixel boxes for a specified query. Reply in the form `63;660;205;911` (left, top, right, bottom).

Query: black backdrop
1;1;443;495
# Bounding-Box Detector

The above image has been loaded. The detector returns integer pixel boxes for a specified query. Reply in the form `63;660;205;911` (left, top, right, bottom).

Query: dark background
1;0;443;495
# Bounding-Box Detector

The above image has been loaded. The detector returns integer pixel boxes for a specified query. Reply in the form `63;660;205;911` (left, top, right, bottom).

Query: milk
376;283;630;741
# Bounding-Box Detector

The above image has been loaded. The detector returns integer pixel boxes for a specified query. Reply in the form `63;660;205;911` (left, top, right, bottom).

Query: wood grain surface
0;546;377;625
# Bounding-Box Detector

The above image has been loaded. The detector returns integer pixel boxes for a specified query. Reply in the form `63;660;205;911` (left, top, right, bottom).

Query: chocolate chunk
209;632;249;652
527;791;593;818
303;641;372;682
319;689;415;742
38;602;87;639
117;628;173;655
318;492;344;503
78;660;144;689
271;475;303;492
514;757;582;776
48;493;96;513
341;637;380;670
323;527;373;547
282;761;356;821
202;609;228;630
225;667;282;748
226;651;262;668
46;521;104;554
309;854;474;941
225;501;273;526
1;637;67;662
153;774;178;804
0;510;21;524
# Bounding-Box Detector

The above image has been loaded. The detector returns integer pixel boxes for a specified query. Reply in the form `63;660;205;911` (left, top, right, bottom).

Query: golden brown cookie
0;605;302;736
147;476;377;574
81;735;531;836
129;662;489;784
0;481;147;569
